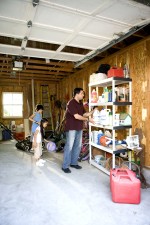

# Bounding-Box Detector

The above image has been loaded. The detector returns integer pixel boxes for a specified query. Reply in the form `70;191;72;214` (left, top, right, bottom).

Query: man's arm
74;113;94;124
83;110;94;117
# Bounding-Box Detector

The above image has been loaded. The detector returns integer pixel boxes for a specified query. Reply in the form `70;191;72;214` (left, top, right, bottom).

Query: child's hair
40;118;48;138
35;104;44;111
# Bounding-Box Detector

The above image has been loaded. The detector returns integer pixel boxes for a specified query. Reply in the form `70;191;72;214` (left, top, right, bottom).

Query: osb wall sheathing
58;37;150;166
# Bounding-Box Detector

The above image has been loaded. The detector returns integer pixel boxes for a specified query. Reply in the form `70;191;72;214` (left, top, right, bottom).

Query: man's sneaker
62;168;71;173
36;161;44;167
39;159;46;163
70;165;82;169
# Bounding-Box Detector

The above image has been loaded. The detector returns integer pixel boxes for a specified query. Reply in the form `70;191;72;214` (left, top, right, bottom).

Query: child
32;118;48;167
29;104;44;138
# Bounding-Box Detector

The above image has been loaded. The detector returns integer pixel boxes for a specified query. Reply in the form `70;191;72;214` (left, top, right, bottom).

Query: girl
32;118;48;167
29;104;44;137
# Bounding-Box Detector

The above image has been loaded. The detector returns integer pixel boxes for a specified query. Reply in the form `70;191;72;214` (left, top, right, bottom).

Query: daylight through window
2;92;23;118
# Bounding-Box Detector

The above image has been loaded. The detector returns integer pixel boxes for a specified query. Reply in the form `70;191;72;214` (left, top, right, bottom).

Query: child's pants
34;143;42;160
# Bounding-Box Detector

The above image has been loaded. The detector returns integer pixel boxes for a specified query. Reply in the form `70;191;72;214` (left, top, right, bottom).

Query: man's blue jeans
62;130;83;169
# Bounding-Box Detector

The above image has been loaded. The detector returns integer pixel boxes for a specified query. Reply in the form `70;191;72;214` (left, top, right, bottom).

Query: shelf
89;102;132;106
90;141;127;154
89;123;132;130
90;159;110;175
90;142;113;153
88;76;132;175
89;77;132;87
113;102;132;106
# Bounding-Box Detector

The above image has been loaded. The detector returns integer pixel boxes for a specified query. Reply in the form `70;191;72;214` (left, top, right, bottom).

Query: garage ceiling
0;0;150;81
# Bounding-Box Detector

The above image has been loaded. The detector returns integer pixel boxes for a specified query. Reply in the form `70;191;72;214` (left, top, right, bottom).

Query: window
2;92;23;118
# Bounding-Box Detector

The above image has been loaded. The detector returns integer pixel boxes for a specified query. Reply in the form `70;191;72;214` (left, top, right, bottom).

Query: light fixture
13;61;23;71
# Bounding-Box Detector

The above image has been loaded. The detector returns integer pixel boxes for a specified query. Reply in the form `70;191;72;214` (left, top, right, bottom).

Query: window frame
2;92;23;119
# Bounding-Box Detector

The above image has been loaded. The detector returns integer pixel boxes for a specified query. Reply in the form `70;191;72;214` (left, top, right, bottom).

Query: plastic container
107;67;124;78
91;89;98;103
99;109;110;125
110;168;136;191
104;87;109;102
94;155;104;164
108;89;112;102
111;169;141;204
91;131;99;144
97;130;104;145
93;109;100;124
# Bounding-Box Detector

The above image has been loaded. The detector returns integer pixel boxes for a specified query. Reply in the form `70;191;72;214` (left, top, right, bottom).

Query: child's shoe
39;159;46;163
36;160;44;167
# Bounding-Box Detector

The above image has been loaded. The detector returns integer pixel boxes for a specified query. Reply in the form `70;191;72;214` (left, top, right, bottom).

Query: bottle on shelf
91;89;98;103
109;111;113;126
99;108;110;125
123;64;130;78
93;108;100;124
108;89;112;102
104;87;109;102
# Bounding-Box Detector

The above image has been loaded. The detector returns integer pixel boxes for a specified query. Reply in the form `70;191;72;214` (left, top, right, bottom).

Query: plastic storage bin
111;169;141;204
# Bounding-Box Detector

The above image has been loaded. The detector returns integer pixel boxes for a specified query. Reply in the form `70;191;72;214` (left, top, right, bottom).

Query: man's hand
89;118;95;124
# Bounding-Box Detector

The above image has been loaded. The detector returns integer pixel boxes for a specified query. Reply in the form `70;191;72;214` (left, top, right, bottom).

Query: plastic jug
91;131;99;144
93;108;100;124
97;130;104;145
99;109;110;125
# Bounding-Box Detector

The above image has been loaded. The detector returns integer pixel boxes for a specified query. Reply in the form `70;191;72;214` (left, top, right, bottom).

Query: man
62;88;94;173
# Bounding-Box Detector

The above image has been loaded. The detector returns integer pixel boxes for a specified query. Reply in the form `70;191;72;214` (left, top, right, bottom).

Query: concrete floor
0;141;150;225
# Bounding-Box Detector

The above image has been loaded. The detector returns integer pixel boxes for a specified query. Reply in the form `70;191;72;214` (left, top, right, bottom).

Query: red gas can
107;67;124;78
111;171;141;204
110;168;136;191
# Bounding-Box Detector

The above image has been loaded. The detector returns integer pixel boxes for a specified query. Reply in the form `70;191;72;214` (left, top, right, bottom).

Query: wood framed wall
58;37;150;167
0;79;57;128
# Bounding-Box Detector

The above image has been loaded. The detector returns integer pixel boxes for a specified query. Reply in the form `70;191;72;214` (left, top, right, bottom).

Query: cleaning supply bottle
92;108;100;124
108;89;112;102
104;87;108;102
91;89;98;103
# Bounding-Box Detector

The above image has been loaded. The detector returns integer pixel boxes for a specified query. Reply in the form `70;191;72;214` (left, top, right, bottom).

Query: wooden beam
0;63;12;67
0;56;12;61
0;68;69;76
23;58;73;68
25;65;74;72
0;74;60;82
0;72;63;79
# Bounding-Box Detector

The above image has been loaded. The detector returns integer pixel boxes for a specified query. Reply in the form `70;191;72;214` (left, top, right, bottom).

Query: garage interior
0;0;150;225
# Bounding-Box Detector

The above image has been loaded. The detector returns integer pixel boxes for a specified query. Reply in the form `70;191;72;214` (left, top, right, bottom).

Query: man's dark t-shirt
65;98;86;131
